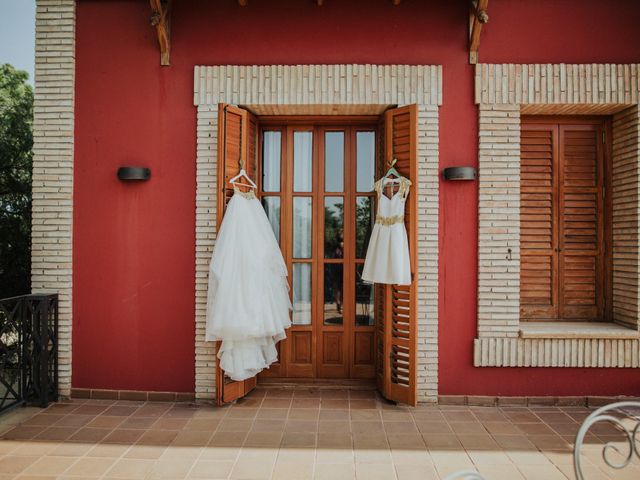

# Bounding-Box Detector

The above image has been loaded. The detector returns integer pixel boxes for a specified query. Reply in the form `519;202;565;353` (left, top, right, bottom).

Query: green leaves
0;64;33;297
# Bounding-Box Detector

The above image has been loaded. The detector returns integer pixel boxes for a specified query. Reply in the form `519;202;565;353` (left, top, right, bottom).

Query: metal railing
0;294;58;413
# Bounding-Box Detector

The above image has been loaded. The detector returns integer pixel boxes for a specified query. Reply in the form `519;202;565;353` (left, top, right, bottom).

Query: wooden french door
257;119;379;380
520;117;611;322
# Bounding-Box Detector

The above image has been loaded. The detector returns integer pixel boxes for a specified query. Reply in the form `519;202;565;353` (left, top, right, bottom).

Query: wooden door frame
256;116;380;381
521;115;613;322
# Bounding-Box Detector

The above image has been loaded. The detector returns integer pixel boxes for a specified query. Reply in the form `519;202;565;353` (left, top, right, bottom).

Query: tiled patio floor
0;388;638;480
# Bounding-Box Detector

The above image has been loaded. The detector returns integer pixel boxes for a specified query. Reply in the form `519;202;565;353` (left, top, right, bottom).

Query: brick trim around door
193;65;441;402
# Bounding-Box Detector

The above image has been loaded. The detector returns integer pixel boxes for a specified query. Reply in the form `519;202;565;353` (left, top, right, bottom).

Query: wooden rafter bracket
150;0;171;66
469;0;489;64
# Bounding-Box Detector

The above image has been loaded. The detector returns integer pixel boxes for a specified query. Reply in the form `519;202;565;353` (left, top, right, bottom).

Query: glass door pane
294;131;313;192
324;196;344;258
292;263;312;325
293;197;312;258
323;264;344;326
325;132;344;192
356;131;375;192
263;131;281;192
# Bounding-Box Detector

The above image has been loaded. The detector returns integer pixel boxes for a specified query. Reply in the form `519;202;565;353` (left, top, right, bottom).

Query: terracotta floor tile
317;432;352;448
133;404;172;418
229;459;274;480
159;446;203;461
227;408;259;419
320;390;349;399
353;432;388;449
148;458;196;479
102;406;139;417
386;433;425;450
468;450;513;465
443;411;477;423
355;462;396;480
119;416;159;429
493;434;537;450
124;444;167;459
354;448;392;464
22;456;77;476
349;400;378;410
457;434;499;450
68;427;112;443
272;461;313;480
251;419;286;433
199;446;241;462
415;420;452;434
209;431;247;447
516;464;568;480
478;464;526;480
235;398;263;408
450;421;487;435
163;406;198;419
54;414;95;428
64;457;116;477
285;419;318;432
316;447;354;464
46;404;81;415
292;398;321;409
422;433;462;450
391;449;432;465
350;410;381;421
384;421;418;434
137;429;179;446
185;418;220;431
395;464;439;480
482;421;521;435
314;463;355;480
256;408;288;420
86;443;131;458
12;441;59;457
515;423;558;435
261;399;292;408
22;414;65;427
35;426;79;441
189;460;235;479
351;421;384;434
107;458;155;479
288;409;320;420
103;428;145;444
318;420;351;433
72;405;108;416
281;432;316;448
319;409;349;421
321;399;350;409
152;417;189;430
50;442;93;457
244;431;283;447
217;419;253;432
0;456;39;475
172;430;213;446
3;426;45;440
86;415;126;429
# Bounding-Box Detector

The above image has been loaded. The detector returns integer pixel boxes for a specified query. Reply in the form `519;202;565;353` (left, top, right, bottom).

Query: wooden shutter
558;124;604;320
520;124;559;319
215;104;259;405
378;105;418;406
520;120;608;322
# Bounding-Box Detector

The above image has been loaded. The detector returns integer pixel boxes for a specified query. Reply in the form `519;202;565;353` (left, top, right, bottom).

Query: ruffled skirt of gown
205;191;291;381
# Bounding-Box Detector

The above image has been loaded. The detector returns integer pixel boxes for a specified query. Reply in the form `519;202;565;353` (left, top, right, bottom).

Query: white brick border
31;0;76;396
475;64;640;367
193;65;441;402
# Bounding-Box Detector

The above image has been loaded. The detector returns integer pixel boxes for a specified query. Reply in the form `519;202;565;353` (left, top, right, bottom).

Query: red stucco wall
73;0;640;394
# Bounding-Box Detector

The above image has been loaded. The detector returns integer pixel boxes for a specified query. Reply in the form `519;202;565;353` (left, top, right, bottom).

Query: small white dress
361;177;411;285
205;188;291;381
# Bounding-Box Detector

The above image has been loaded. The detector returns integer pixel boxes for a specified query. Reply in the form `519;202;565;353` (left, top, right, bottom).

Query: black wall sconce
117;167;151;181
442;166;477;181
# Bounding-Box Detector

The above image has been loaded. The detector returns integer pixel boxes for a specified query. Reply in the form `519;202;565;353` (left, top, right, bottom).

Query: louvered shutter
378;105;418;406
558;125;604;320
215;104;259;405
520;124;559;320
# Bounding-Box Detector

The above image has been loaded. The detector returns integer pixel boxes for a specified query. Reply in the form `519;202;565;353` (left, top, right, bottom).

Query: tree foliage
0;64;33;297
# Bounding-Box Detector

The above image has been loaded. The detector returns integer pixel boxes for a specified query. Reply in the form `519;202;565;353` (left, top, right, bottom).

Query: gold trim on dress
233;187;256;199
375;215;404;226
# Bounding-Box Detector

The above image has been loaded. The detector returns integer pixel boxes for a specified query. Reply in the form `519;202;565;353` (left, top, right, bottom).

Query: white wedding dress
205;187;291;381
362;177;412;285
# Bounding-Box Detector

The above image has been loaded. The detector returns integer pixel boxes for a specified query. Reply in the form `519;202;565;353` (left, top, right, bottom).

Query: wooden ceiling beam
150;0;171;66
469;0;489;64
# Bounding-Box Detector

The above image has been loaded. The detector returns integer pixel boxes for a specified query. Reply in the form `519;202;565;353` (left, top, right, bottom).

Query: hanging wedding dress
205;187;291;381
362;177;412;285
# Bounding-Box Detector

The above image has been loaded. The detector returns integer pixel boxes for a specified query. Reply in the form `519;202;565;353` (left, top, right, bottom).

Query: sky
0;0;36;84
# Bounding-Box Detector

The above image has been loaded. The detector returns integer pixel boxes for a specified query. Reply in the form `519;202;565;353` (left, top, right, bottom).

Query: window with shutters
520;117;612;323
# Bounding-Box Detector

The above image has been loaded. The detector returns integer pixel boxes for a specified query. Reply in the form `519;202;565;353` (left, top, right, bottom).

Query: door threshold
258;378;376;390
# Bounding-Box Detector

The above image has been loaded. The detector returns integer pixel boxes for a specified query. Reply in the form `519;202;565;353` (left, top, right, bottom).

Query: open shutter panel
215;104;259;405
558;125;603;320
379;105;418;406
520;125;558;320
